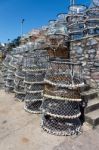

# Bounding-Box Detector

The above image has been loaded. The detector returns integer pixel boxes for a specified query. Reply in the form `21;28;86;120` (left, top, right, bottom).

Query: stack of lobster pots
66;5;88;63
41;59;85;136
67;5;87;41
24;29;49;113
67;3;99;88
86;3;99;87
2;55;11;89
41;14;85;136
13;40;34;101
2;54;17;92
14;54;26;101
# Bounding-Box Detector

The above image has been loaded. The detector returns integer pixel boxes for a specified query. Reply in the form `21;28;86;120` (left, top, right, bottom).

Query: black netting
14;85;25;94
5;87;14;93
41;59;84;136
13;56;26;101
15;70;25;79
26;83;44;92
24;101;42;113
41;99;81;118
45;59;84;88
15;93;25;102
25;92;43;101
5;80;14;87
3;55;12;68
44;84;81;101
9;55;19;69
24;71;45;83
86;7;99;17
14;77;25;87
24;50;49;113
22;50;48;71
41;115;81;136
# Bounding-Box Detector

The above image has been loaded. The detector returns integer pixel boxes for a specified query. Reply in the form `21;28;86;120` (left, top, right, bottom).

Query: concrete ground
0;89;99;150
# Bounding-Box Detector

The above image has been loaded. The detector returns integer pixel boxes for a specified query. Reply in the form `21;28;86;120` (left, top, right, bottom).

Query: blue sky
0;0;91;43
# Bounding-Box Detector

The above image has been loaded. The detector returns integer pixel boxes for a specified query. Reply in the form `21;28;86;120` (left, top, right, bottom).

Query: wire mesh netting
44;84;81;101
41;115;81;136
41;59;84;136
1;1;98;137
41;98;81;118
2;55;17;92
24;50;49;113
25;83;44;92
44;59;84;88
24;100;42;114
14;55;26;101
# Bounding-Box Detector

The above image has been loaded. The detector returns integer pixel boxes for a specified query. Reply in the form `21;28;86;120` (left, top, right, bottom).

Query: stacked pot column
14;55;26;101
3;54;17;92
2;54;12;90
46;17;69;59
85;4;99;87
66;5;88;71
41;59;84;136
23;28;49;113
13;40;35;101
41;14;84;135
67;4;99;88
24;50;49;113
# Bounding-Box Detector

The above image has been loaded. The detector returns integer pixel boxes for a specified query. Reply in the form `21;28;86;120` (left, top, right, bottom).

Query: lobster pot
46;35;69;59
14;84;25;101
66;5;87;41
86;7;99;36
2;54;12;83
46;20;69;59
22;51;48;72
44;84;81;101
2;54;21;93
44;59;84;88
14;76;25;87
25;83;44;92
23;50;49;113
9;55;20;69
66;5;87;25
14;56;26;101
69;31;86;41
4;55;17;93
6;55;20;81
68;5;87;15
86;20;99;28
14;70;25;101
86;7;99;18
57;13;67;23
24;91;43;113
41;59;84;136
6;71;15;80
24;71;45;84
41;98;81;119
67;22;86;33
66;14;86;25
5;79;15;92
67;22;87;41
41;114;81;136
24;83;44;113
12;42;34;55
3;54;12;68
34;36;48;50
87;27;99;35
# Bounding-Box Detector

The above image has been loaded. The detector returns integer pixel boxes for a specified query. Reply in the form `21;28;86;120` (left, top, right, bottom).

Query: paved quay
0;89;99;150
